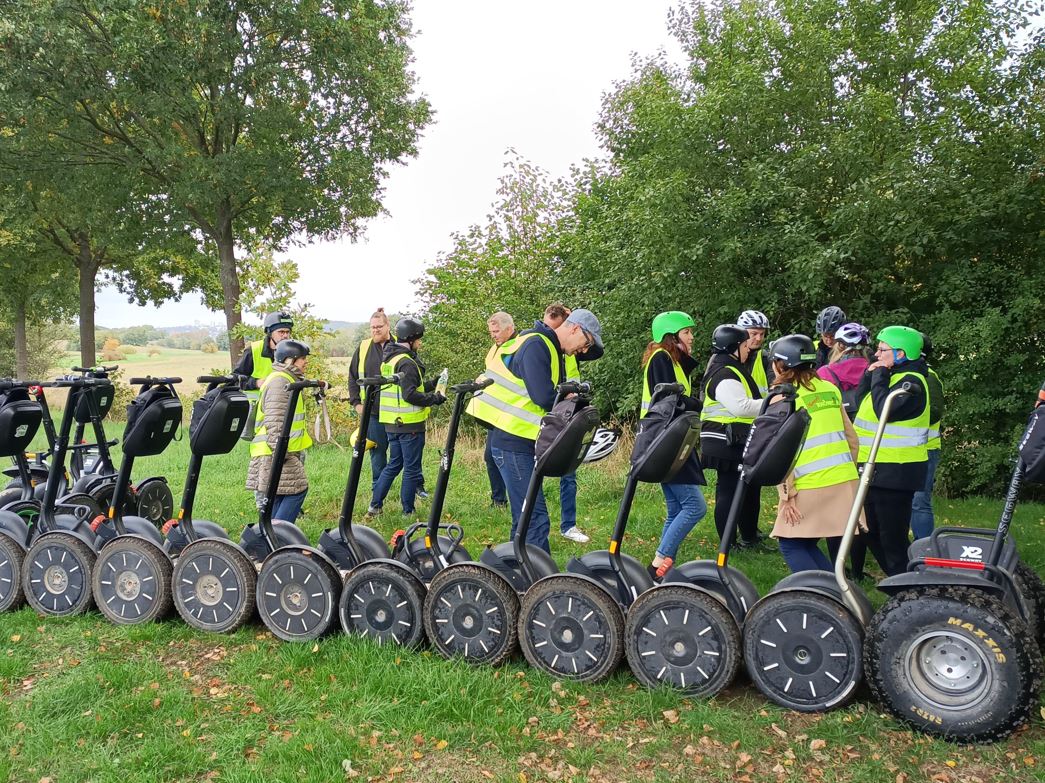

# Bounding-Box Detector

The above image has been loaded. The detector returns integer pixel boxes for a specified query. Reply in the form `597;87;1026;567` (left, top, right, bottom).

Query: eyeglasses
273;329;291;338
581;328;595;351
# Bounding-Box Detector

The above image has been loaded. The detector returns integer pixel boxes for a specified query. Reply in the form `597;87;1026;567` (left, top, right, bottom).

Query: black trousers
863;486;914;577
713;465;762;544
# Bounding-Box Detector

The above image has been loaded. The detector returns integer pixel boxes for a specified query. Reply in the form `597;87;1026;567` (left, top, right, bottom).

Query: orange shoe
655;557;674;580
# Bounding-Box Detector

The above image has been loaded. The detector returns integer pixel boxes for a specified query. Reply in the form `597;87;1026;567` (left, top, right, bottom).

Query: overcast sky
95;1;683;329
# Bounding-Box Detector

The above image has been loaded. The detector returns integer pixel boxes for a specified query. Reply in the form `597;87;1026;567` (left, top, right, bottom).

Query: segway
741;383;909;712
619;386;809;694
0;379;45;612
165;376;256;632
422;381;600;666
89;377;183;624
864;379;1045;743
338;377;486;647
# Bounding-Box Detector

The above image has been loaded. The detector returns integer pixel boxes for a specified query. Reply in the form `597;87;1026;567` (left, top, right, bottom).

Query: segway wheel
3;500;40;529
172;539;256;633
865;587;1042;742
134;479;174;527
257;550;340;642
22;533;96;617
0;532;26;612
743;591;862;712
339;562;426;648
55;493;103;524
519;575;624;683
92;538;173;625
1013;561;1045;650
423;564;519;666
625;585;741;698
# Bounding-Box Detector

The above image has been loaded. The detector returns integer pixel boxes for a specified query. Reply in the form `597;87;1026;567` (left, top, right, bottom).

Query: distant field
50;347;231;399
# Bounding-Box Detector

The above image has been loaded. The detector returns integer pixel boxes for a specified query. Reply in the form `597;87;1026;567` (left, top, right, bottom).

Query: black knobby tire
1012;561;1045;651
0;532;26;612
172;539;257;633
134;479;174;528
743;591;863;712
4;500;40;530
257;550;341;642
625;585;741;698
519;575;624;683
865;586;1042;743
423;564;519;666
92;538;173;625
340;562;426;648
22;533;96;617
56;493;103;524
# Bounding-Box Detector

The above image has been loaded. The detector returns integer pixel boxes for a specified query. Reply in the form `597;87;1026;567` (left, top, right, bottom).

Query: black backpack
534;397;601;477
631;394;703;484
1019;404;1045;485
0;387;42;458
190;385;251;457
123;384;183;458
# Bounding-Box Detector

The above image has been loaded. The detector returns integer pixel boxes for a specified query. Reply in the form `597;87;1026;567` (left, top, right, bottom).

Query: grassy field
1;419;1044;782
53;348;227;392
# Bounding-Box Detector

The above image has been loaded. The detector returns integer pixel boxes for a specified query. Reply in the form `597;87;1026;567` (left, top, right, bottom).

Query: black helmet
396;317;425;343
274;339;310;363
768;334;817;369
263;311;294;334
920;332;933;359
711;324;748;355
815;306;846;336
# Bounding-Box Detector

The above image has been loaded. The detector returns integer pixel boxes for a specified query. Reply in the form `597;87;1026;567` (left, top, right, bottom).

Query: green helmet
877;325;923;360
651;311;696;342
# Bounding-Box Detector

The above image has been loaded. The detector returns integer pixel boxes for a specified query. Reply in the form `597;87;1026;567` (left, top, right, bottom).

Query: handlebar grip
197;375;236;384
360;374;401;387
653;382;685;396
450;377;495;394
129;376;182;385
288;380;324;391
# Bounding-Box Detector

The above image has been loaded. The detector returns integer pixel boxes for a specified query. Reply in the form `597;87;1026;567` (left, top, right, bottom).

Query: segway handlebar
359;373;403;388
197;375;240;385
0;379;42;391
41;376;108;388
287;379;325;391
129;376;182;385
71;365;118;374
556;380;591;396
450;377;493;394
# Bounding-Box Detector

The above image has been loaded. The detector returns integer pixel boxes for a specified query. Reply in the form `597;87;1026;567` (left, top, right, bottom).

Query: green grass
2;423;1044;782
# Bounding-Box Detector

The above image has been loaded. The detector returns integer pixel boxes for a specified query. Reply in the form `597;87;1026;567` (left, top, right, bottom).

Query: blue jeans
371;431;425;514
656;483;707;559
484;433;507;505
271;490;307;525
910;448;940;540
779;537;835;573
367;417;388;496
491;446;551;554
559;472;577;532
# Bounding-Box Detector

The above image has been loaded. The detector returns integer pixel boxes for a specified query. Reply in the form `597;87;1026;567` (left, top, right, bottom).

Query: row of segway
1;369;1044;743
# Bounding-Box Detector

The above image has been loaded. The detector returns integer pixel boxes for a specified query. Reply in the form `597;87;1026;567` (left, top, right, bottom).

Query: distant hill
322;320;364;332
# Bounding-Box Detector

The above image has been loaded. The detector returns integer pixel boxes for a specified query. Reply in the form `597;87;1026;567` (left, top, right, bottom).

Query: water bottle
435;367;449;397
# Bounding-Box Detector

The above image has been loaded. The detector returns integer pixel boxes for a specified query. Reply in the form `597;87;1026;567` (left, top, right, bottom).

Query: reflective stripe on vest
854;371;930;463
379;354;430;425
357;338;373;403
926;366;942;450
791;379;857;490
244;340;273;402
466;331;560;440
249;369;313;457
640;348;691;418
700;365;758;425
750;349;769;396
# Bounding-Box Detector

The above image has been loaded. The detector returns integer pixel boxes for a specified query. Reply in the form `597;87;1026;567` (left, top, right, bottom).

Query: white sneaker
561;526;590;544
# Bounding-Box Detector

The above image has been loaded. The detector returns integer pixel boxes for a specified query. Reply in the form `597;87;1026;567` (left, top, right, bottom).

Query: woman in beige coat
767;335;863;573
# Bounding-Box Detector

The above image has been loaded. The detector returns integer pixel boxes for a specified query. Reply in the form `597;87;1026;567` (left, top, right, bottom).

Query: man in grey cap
468;304;604;554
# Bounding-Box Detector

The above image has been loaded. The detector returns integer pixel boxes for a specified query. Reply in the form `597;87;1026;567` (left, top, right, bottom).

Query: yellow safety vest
357;338;373;403
854;371;930;464
700;365;759;425
250;370;313;457
564;354;581;383
640;348;691;419
379;354;431;425
466;331;561;441
750;349;769;396
792;378;858;491
244;340;273;401
926;366;942;450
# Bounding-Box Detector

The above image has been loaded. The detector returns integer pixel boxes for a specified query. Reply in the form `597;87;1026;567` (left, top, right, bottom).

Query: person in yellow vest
910;332;944;540
699;324;769;550
853;325;930;576
368;317;446;517
641;311;706;580
468;308;603;553
348;307;395;499
245;339;317;524
736;309;774;396
479;311;516;509
768;335;862;572
233;311;294;398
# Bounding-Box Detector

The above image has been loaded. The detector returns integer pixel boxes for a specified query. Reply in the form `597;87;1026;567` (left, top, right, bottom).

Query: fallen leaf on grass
810;739;827;751
435;739;448;750
662;709;680;724
770;723;787;739
10;634;20;642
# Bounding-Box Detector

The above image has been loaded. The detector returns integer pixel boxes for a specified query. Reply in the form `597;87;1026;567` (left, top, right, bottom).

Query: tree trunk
77;236;99;367
216;207;244;367
13;301;28;379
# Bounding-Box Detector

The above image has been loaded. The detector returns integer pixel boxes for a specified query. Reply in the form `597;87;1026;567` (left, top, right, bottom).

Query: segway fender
239;521;311;560
0;509;29;547
759;571;873;627
120;515;165;547
262;543;339;573
36;527;97;552
566;550;654;606
479;541;558;593
359;556;427;586
318;525;391;570
907;533;1018;572
662;560;759;623
162;519;230;557
876;569;1005;597
133;475;167;490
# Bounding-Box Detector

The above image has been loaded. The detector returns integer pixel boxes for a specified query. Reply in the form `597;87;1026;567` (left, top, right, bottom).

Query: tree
1;0;432;365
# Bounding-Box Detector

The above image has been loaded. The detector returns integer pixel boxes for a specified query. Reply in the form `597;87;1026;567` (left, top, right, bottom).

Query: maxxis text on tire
864;586;1042;743
92;538;173;625
423;564;519;666
22;533;96;617
172;539;256;633
339;562;426;648
256;550;341;642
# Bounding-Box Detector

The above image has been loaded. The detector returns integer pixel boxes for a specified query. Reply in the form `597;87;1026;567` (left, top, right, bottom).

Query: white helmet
737;310;770;330
583;428;621;463
835;322;870;346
